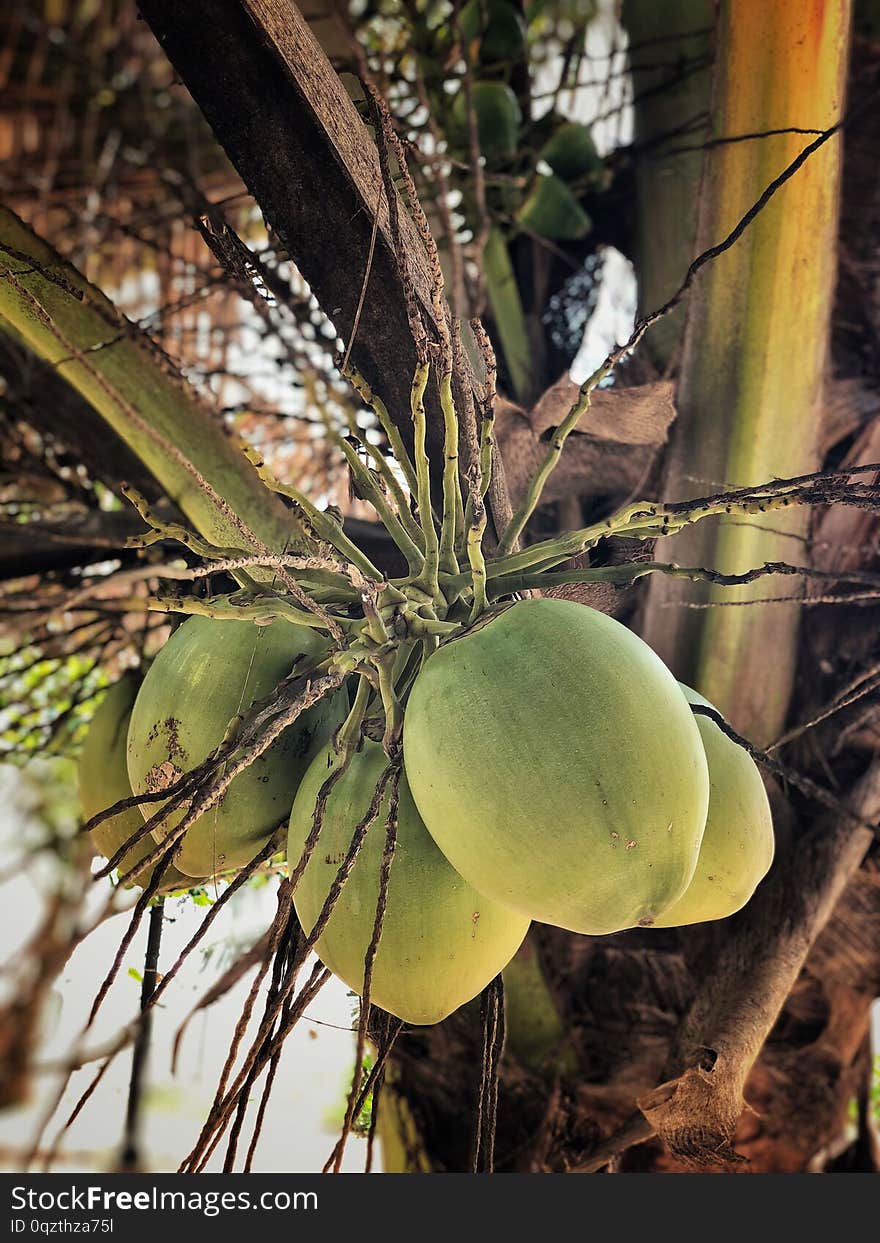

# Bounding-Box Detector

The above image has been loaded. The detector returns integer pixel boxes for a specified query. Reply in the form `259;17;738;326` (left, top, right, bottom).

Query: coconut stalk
641;0;851;743
622;0;714;370
483;226;534;406
0;207;299;556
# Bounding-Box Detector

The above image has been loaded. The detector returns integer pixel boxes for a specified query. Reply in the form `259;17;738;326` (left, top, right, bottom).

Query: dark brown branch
136;0;482;484
572;761;880;1171
119;899;164;1172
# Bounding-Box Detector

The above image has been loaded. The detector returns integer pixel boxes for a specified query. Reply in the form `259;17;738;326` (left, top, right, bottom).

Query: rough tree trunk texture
0;208;297;556
622;0;713;370
641;0;851;744
135;0;512;529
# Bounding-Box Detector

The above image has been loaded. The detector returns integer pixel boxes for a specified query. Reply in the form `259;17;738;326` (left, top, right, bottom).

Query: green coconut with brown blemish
288;741;530;1025
651;684;775;927
78;672;191;890
403;598;711;935
127;616;346;878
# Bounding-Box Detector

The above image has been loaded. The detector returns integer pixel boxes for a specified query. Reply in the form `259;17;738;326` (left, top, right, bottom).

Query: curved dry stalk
180;762;398;1170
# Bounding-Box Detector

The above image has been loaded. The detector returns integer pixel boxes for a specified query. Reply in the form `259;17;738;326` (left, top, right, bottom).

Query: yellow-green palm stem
315;387;425;558
342;364;420;500
241;444;382;582
483;226;533;405
489;560;750;598
406;615;460;639
374;653;403;754
121;486;359;599
121;486;251;563
466;499;489;622
488;487;820;581
409;361;441;600
479;406;495;501
438;370;463;577
335;674;372;757
331;434;425;575
640;0;850;743
146;592;356;633
496;360;611;556
341;416;426;553
0;208;299;560
190;558;358;596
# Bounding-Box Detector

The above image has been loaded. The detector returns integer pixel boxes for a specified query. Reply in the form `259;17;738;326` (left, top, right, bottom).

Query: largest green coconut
403;598;711;934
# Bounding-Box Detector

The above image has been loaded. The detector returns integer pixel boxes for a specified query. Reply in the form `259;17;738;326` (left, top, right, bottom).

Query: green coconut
516;172;591;240
288;742;530;1025
78;673;190;890
127;616;346;879
459;0;527;64
540;121;602;182
403;598;710;935
652;685;775;927
450;81;521;164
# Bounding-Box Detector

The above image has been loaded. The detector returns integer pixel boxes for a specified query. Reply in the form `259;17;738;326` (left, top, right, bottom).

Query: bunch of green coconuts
442;0;604;242
79;598;773;1027
75;5;773;1032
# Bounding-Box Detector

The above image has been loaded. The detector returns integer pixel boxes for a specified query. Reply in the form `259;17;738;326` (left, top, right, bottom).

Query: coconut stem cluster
76;350;806;1039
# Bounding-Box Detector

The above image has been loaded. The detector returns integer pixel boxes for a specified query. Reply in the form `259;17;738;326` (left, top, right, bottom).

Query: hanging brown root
210;883;297;1110
323;1012;405;1174
222;915;304;1173
243;1042;284;1173
86;668;343;885
326;769;401;1173
23;850;174;1171
472;975;505;1174
37;1055;116;1173
86;849;175;1029
166;837;288;1071
31;836;285;1172
187;962;330;1174
181;763;398;1172
119;898;164;1171
111;671;345;887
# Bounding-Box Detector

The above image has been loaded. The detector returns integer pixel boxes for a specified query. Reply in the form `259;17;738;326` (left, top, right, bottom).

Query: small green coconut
459;0;527;64
517;173;591;240
288;742;530;1025
449;81;522;164
652;685;775;927
540;121;602;182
